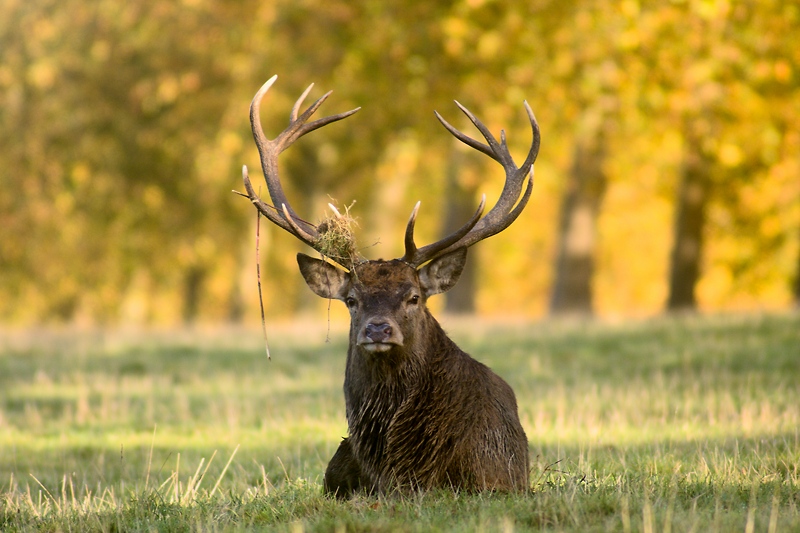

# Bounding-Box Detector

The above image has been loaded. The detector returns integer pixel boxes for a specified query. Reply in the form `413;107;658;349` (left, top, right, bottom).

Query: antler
401;101;540;267
240;75;360;260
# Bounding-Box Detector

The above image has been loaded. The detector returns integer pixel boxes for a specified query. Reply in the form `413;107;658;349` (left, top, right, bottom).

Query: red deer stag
240;75;540;497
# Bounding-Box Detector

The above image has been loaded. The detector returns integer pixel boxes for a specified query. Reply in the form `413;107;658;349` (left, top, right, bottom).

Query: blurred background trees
1;0;798;325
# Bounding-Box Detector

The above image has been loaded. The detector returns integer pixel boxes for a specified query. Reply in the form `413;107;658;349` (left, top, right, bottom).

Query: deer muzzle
357;320;404;353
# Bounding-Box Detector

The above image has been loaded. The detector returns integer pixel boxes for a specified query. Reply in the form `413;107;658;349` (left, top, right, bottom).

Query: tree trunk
667;128;712;311
183;265;206;324
227;247;246;323
443;150;479;314
549;134;607;316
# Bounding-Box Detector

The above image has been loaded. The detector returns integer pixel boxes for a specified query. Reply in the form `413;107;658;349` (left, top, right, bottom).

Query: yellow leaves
617;29;641;51
91;40;111;63
759;215;782;241
503;85;526;108
595;180;673;317
691;0;731;21
31;18;58;44
477;32;502;60
753;61;772;82
143;185;165;211
773;60;793;83
70;163;91;187
442;14;503;60
219;131;243;156
0;65;13;89
132;72;202;113
685;61;716;87
406;54;428;99
55;191;75;216
157;76;181;105
575;11;594;32
316;143;340;168
180;71;202;93
753;60;793;84
27;61;57;89
3;0;799;323
178;236;216;266
553;51;574;78
621;0;640;18
195;236;216;262
442;17;469;57
405;55;427;80
717;143;743;168
699;227;794;312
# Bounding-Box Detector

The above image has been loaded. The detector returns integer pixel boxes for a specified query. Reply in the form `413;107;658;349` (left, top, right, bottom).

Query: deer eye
345;297;358;308
408;295;420;305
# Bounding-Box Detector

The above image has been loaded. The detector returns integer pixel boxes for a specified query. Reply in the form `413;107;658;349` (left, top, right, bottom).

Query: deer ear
297;253;349;299
418;247;468;297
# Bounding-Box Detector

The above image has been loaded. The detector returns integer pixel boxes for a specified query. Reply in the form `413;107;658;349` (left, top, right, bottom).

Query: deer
239;75;540;498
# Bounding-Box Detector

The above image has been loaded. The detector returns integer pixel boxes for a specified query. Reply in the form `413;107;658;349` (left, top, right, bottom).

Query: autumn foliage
1;0;798;324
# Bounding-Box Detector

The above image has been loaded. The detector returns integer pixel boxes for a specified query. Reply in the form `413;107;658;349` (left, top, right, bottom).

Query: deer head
240;76;539;344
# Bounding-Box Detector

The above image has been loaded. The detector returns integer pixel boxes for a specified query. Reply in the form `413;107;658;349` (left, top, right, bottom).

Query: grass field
1;312;799;532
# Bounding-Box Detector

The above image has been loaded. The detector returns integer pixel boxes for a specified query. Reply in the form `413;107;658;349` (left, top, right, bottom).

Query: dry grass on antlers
314;202;359;267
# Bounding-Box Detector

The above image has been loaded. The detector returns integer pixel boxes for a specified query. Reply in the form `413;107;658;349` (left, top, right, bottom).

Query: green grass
1;312;799;532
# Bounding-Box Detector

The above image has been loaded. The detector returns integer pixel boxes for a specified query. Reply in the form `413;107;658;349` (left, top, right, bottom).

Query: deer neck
343;311;455;423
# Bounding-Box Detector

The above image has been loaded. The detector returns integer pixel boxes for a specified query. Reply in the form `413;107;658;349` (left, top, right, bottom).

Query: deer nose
365;322;393;343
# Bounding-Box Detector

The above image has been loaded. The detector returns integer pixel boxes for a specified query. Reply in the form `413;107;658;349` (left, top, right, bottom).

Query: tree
544;3;621;316
666;124;714;310
2;0;798;324
442;149;480;314
550;130;608;315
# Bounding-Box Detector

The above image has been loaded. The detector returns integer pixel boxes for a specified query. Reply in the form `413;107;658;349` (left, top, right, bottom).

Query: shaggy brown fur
298;250;529;497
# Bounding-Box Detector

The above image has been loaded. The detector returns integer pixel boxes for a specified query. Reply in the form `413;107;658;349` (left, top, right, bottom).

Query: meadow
1;312;798;532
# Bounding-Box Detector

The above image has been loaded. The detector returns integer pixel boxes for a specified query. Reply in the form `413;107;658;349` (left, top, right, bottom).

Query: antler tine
281;203;317;244
402;196;486;264
282;90;361;151
243;76;360;263
290;83;315;123
520;101;541;172
434;110;495;161
403;201;421;261
402;101;540;267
